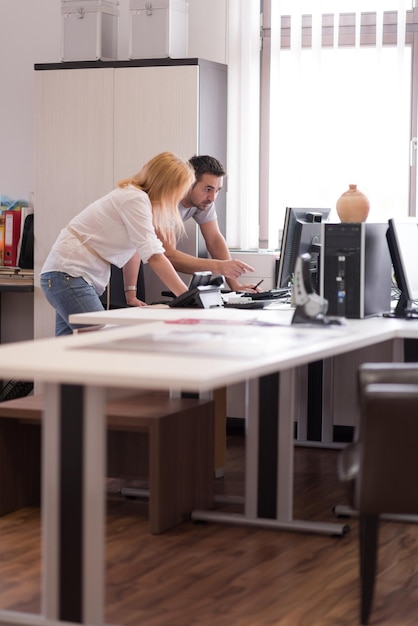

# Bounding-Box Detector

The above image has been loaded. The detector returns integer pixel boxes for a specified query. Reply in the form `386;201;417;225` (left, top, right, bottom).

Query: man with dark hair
188;154;226;180
161;155;256;291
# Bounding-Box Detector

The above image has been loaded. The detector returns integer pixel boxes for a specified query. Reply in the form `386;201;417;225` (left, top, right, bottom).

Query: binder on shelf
3;210;22;266
17;207;34;268
0;214;4;265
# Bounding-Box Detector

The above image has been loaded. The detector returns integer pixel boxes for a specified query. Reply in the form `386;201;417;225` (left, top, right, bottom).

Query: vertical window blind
227;1;417;251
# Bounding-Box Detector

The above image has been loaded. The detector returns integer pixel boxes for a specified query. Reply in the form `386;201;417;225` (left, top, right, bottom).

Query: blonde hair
118;152;195;239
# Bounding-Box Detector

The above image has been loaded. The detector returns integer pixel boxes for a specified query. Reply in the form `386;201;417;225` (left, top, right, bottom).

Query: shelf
0;269;34;292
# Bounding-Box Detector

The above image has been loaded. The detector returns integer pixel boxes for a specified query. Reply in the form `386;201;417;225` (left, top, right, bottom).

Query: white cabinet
34;59;227;337
34;66;114;339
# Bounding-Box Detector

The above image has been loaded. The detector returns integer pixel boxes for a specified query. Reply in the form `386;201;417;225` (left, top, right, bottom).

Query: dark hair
189;155;226;182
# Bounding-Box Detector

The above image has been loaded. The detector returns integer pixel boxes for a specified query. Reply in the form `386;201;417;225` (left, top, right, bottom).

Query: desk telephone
165;272;225;309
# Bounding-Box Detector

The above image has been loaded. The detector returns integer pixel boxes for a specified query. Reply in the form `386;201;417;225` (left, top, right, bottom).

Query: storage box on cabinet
129;0;188;59
61;0;119;61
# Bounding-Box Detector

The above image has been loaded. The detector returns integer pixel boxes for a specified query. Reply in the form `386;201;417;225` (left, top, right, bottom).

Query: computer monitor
277;207;331;290
386;218;418;317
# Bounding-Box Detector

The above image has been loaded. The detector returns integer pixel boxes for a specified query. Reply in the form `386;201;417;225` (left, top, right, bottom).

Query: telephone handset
168;285;224;309
291;254;344;325
291;254;332;325
161;272;225;300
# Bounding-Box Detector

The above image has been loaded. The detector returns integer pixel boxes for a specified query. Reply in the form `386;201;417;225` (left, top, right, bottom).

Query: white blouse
41;185;165;294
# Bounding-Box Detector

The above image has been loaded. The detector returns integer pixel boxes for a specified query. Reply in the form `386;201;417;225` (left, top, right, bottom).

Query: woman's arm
148;253;189;296
122;253;146;306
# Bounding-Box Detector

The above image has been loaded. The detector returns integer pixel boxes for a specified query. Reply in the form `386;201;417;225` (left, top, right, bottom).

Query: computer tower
320;222;392;318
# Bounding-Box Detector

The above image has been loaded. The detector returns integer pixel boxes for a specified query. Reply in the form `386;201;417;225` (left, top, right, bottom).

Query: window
259;1;418;249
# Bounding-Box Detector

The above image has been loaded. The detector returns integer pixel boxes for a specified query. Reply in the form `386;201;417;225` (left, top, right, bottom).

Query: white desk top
0;313;412;392
69;302;294;327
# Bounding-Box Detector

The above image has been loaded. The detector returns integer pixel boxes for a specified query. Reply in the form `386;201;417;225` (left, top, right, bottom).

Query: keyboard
224;300;274;309
241;288;289;300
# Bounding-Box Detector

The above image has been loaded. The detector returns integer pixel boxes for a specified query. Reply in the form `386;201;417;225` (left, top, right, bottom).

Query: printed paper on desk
82;326;285;359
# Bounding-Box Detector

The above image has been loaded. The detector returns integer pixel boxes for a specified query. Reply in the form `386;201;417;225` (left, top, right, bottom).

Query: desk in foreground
0;316;411;625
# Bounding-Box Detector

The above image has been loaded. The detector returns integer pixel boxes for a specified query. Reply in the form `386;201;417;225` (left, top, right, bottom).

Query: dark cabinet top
35;58;227;71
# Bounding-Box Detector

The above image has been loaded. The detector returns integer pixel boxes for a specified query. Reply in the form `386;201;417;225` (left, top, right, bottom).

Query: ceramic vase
336;184;370;223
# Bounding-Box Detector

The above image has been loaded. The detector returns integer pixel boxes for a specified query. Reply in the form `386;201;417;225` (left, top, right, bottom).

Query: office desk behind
0;271;34;343
70;305;295;475
69;305;402;442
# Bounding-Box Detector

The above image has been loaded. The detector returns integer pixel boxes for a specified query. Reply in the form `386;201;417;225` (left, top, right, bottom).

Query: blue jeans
40;272;105;336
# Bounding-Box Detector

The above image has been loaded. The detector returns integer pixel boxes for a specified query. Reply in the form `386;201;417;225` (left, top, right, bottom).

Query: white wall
0;1;60;200
0;0;227;343
188;0;228;64
0;0;227;203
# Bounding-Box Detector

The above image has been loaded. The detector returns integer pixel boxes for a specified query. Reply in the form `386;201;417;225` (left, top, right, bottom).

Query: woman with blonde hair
40;151;194;335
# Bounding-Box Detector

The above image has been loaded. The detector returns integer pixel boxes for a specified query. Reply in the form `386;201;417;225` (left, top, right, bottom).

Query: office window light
227;1;417;250
268;45;411;247
264;1;414;249
277;0;414;11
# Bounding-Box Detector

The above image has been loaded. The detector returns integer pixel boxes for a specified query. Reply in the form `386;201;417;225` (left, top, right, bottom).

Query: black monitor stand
392;293;418;319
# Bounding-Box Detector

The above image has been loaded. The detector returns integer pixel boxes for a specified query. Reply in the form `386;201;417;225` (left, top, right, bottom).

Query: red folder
3;210;22;266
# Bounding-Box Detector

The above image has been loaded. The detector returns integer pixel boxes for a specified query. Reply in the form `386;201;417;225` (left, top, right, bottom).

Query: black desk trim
34;58;227;71
60;384;84;622
258;373;279;518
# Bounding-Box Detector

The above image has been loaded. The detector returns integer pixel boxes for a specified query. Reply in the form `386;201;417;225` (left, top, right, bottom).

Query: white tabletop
0;314;410;392
69;301;294;327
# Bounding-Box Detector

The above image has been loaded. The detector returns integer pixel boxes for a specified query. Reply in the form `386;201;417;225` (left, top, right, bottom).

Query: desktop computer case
320;222;392;319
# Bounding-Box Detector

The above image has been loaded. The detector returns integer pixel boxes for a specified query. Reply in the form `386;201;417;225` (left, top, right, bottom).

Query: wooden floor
0;435;417;625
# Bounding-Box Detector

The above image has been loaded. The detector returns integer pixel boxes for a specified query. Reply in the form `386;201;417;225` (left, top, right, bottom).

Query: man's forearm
165;248;223;275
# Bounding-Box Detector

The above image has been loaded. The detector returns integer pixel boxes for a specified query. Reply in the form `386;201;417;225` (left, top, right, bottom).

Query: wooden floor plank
0;436;417;625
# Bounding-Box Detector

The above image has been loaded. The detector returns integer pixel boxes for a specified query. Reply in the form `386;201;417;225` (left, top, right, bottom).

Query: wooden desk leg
176;388;225;478
148;403;214;534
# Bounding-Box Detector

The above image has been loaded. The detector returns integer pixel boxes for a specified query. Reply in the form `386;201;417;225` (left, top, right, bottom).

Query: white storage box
61;0;119;62
129;0;188;59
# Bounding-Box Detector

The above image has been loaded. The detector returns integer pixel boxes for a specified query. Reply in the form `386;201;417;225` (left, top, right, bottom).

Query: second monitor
276;207;331;290
386;218;418;318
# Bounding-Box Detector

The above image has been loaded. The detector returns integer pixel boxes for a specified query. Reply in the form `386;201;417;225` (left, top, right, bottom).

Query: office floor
0;437;418;625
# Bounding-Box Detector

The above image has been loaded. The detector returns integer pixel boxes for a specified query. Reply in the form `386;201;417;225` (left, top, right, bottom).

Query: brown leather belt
66;225;108;265
66;225;110;309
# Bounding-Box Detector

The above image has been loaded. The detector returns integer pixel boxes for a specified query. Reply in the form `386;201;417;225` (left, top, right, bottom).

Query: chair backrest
359;362;418;388
99;263;146;309
355;373;418;515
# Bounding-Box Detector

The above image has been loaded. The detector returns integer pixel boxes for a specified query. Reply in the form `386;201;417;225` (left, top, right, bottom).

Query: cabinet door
113;66;199;181
34;68;114;338
114;66;200;301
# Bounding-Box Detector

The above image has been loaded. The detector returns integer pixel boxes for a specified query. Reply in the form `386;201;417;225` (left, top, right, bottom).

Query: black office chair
100;263;145;309
338;362;418;625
